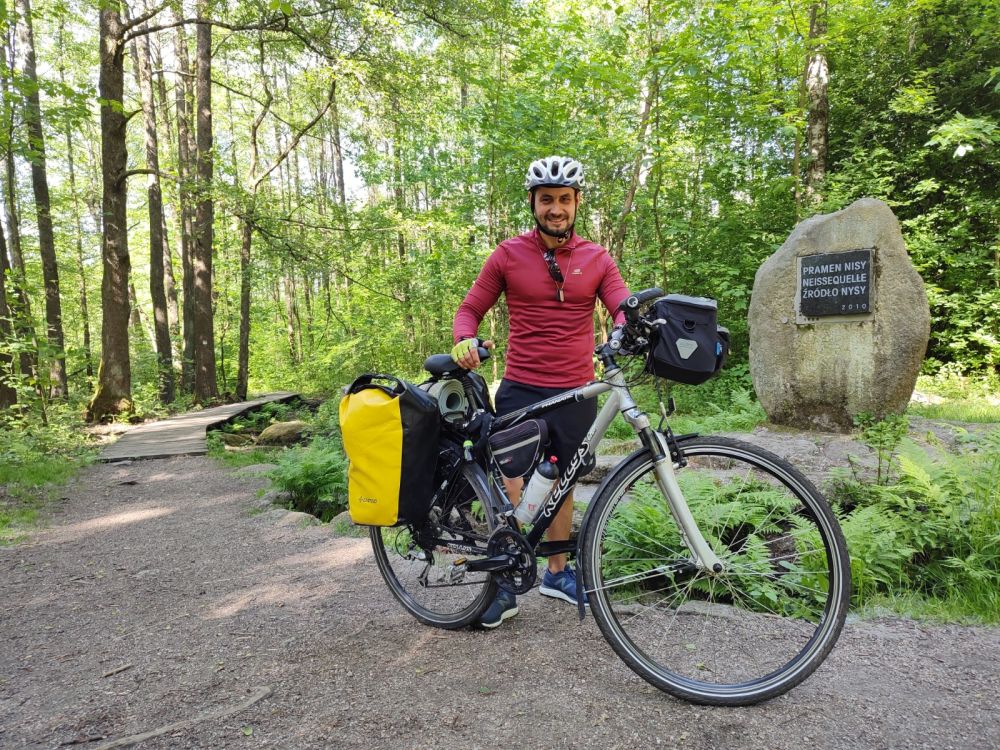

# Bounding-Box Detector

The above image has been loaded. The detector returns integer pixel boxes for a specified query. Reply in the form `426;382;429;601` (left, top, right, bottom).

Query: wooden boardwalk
98;392;299;462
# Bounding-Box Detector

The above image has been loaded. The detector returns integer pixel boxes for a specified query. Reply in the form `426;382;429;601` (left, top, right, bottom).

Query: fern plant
833;430;1000;621
268;436;349;522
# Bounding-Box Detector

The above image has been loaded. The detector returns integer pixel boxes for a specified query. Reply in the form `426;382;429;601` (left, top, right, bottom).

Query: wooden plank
98;392;299;462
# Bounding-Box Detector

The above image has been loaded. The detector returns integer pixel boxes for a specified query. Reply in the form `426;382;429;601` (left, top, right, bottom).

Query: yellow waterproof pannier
339;374;440;526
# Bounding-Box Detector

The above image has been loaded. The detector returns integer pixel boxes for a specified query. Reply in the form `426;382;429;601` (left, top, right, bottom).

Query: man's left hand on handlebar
451;338;494;369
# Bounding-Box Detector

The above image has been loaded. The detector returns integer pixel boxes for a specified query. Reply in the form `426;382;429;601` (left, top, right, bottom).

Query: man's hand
451;338;494;369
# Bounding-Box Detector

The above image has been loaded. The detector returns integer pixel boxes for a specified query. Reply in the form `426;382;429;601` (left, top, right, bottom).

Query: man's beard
535;210;575;239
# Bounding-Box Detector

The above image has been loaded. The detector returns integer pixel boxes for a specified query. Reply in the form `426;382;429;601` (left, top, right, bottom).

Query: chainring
486;527;537;595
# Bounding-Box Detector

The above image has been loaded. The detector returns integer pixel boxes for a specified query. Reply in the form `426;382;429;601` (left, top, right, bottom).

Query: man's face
532;186;579;236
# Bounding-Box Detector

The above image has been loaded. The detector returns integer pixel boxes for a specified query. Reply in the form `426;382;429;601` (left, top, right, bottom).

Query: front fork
646;429;724;573
622;413;724;575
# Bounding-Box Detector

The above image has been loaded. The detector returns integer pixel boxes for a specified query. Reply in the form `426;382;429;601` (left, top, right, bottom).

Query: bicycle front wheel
371;464;498;629
581;436;850;706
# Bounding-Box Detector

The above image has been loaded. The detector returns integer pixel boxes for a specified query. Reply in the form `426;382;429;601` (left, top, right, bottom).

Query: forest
0;0;997;424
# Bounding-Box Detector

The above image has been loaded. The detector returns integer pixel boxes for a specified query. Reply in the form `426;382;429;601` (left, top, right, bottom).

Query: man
452;155;630;628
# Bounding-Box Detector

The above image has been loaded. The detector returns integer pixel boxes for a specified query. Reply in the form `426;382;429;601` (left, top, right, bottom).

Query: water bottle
513;456;559;524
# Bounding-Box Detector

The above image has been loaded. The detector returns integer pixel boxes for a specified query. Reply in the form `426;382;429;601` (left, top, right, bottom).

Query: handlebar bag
645;294;729;385
340;374;440;526
488;419;549;480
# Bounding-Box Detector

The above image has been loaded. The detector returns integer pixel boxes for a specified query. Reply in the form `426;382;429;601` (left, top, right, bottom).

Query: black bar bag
645;294;729;385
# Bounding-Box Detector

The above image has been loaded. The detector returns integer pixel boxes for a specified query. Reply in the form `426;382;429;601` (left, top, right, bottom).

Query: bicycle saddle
423;348;491;376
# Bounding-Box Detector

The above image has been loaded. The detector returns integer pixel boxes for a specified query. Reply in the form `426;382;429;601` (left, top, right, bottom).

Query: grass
332;514;368;538
909;370;1000;424
0;440;95;545
0;503;40;545
206;434;282;468
908;400;1000;423
853;590;1000;626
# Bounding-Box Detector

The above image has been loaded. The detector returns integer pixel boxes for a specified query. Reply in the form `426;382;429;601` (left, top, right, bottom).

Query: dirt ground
1;450;998;750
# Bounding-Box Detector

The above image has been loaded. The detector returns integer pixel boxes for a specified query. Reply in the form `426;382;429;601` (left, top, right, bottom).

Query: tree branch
124;14;288;44
244;218;405;304
275;215;399;234
122;0;172;34
253;78;337;191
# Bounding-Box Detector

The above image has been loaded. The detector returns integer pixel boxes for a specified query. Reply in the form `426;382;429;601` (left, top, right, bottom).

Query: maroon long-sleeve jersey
453;228;630;388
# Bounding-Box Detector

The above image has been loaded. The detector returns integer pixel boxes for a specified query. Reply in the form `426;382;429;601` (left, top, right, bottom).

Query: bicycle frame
485;365;723;573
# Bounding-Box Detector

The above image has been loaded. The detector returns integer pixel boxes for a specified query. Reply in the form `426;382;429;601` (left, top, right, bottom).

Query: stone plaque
797;249;873;320
750;198;930;431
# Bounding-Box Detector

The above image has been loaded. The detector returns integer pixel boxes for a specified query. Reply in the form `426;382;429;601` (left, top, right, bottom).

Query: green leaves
267;0;293;16
925;113;999;158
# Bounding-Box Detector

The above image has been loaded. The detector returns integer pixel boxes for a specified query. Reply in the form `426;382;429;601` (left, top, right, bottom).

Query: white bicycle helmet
524;156;585;191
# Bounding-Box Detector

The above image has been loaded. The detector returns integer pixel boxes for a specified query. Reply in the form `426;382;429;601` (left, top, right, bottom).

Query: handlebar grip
476;347;491;362
619;287;664;320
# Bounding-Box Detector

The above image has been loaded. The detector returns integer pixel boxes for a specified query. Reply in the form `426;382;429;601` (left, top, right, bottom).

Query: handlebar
598;287;665;362
618;287;664;323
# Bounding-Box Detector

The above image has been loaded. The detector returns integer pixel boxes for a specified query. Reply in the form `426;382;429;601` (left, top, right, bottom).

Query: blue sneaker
540;567;588;606
476;590;518;629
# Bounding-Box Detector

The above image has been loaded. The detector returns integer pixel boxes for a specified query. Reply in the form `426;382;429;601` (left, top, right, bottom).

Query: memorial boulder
749;198;930;431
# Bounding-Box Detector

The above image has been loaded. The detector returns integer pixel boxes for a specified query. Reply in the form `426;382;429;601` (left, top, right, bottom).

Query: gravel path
1;455;998;749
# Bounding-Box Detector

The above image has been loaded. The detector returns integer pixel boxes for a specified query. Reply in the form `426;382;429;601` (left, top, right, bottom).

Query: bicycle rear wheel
371;463;498;629
581;436;850;706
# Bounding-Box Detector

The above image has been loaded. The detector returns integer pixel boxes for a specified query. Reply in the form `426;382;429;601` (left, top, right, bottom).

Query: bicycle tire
371;463;498;629
581;436;850;706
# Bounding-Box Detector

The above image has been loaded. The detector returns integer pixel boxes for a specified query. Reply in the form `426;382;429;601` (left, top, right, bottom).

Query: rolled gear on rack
340;374;440;526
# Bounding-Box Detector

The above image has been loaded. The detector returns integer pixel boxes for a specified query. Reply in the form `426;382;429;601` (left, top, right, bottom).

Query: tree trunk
0;223;16;408
130;18;175;404
804;1;829;206
129;281;156;351
88;3;133;422
191;1;218;403
1;27;38;388
391;102;413;332
149;30;181;348
16;0;67;397
58;22;94;384
172;9;197;392
610;59;658;263
284;273;299;364
236;217;252;400
151;40;180;344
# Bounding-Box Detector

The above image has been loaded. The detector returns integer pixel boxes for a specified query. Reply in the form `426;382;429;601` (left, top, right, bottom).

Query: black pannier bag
488;419;549;480
645;294;729;385
339;374;440;526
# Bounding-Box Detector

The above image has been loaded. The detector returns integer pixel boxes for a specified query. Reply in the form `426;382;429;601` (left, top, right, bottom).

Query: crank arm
465;554;517;573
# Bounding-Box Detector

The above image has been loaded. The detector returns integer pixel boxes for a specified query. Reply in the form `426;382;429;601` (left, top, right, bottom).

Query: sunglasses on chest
543;249;566;302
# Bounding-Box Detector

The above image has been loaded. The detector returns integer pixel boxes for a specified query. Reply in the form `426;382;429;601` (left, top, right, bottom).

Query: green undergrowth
218;399;316;435
246;371;1000;624
206;433;281;468
0;406;96;544
206;397;349;521
603;365;767;440
908;370;1000;424
207;397;321;468
828;422;1000;624
908;401;1000;423
267;436;348;522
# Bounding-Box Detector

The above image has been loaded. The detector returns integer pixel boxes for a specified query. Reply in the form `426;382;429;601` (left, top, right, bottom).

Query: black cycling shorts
494;379;597;485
